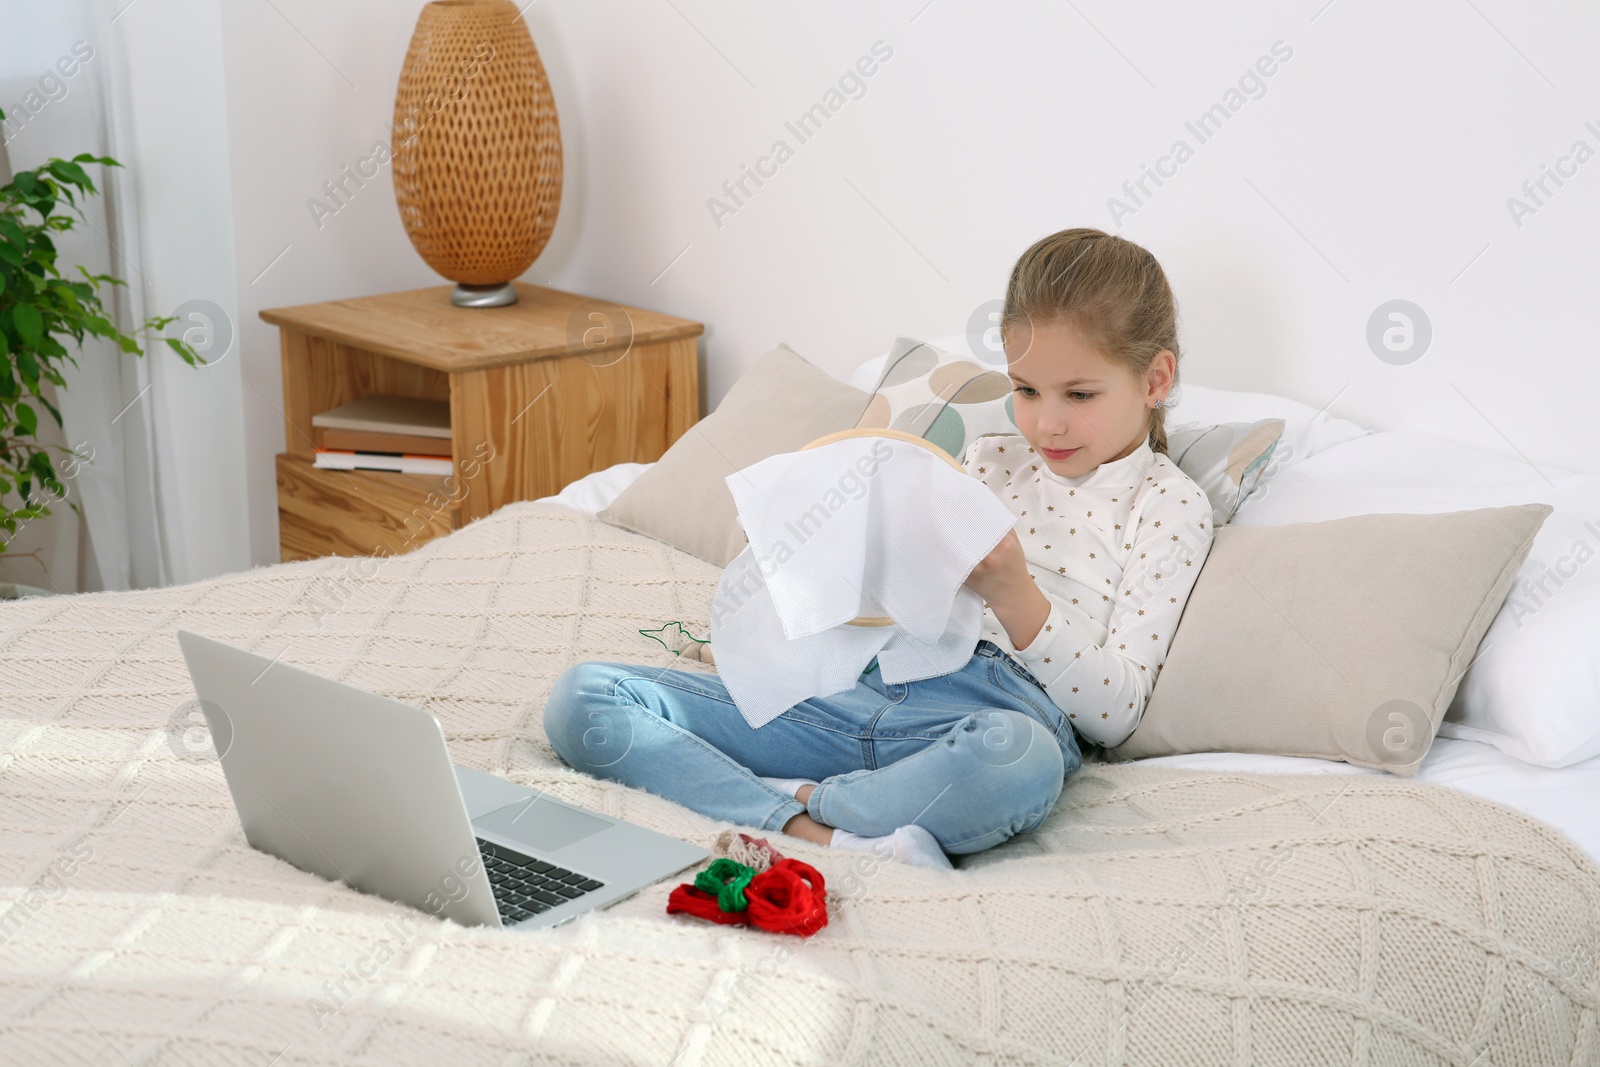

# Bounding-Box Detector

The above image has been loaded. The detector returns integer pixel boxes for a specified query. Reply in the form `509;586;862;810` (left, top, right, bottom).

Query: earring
1154;398;1167;410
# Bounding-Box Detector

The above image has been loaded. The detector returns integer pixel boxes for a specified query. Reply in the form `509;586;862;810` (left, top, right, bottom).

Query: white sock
830;825;952;870
759;776;818;799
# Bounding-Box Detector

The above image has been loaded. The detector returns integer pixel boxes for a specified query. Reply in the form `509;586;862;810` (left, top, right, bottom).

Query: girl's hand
965;528;1052;651
963;528;1031;604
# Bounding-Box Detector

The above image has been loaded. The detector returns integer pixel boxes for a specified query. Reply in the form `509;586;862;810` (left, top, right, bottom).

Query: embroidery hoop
798;427;967;628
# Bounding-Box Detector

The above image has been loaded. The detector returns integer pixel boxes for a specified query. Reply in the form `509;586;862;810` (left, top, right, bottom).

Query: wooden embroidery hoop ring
797;427;966;628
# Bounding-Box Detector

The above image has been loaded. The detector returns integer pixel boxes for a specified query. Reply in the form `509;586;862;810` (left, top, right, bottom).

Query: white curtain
1;0;175;590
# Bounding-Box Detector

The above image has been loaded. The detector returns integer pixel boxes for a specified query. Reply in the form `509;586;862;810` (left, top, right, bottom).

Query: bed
0;349;1596;1066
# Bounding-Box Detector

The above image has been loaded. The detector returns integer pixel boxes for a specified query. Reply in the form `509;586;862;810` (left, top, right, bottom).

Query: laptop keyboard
477;838;605;925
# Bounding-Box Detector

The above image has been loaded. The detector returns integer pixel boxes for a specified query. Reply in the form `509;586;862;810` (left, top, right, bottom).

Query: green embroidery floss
693;857;756;912
639;621;711;657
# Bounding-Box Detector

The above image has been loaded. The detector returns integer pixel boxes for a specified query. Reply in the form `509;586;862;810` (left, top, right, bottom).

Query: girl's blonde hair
1001;227;1180;455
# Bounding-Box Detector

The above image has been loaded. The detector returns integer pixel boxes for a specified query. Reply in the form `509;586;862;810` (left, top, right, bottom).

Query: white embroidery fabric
711;437;1017;728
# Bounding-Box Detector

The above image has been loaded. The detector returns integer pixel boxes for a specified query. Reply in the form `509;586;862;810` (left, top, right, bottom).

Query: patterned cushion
852;335;1016;457
1165;417;1285;524
854;334;1285;523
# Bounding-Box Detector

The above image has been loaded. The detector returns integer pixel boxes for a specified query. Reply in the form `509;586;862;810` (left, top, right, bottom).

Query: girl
544;227;1214;869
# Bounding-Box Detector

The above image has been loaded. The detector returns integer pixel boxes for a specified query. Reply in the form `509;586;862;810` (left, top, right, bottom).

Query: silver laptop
175;630;707;930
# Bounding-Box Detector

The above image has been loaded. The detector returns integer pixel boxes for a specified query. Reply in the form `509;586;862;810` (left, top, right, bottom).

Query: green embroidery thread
638;621;710;656
694;857;756;912
640;621;880;678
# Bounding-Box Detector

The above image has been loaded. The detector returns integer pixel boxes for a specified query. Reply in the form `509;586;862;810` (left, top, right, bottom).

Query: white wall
190;1;1600;570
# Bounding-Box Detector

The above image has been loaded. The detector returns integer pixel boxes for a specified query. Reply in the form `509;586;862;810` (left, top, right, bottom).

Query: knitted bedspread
1;501;1596;1067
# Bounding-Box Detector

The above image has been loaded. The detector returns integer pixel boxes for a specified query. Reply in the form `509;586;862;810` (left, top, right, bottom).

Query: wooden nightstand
260;282;703;562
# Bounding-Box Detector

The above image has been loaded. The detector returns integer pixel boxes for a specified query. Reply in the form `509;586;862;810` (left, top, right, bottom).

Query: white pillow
1162;383;1371;485
1230;430;1600;768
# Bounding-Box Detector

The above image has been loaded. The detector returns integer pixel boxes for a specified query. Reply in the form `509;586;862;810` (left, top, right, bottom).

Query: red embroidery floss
745;859;828;937
665;857;829;937
666;883;750;926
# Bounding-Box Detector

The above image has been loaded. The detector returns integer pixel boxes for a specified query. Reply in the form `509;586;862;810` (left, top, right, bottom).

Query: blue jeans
543;640;1083;856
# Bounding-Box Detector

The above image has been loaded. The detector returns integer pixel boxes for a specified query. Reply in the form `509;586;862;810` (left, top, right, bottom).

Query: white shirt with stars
959;433;1215;748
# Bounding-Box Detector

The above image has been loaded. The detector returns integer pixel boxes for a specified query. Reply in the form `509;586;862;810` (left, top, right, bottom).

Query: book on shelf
314;426;452;457
312;448;453;476
312;398;451;444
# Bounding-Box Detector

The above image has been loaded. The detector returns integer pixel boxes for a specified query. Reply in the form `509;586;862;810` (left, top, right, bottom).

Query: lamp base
451;282;518;308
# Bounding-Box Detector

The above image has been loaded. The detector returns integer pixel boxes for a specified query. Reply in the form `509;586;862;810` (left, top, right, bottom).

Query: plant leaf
11;303;42;347
47;160;93;190
165;335;203;367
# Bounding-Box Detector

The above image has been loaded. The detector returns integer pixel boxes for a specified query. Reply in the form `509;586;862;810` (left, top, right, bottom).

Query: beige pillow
1109;503;1552;775
598;343;869;566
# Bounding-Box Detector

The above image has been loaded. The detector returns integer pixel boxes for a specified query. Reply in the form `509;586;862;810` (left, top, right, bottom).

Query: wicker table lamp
391;0;562;308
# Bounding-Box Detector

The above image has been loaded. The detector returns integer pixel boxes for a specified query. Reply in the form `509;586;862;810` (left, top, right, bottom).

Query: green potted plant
0;104;204;597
